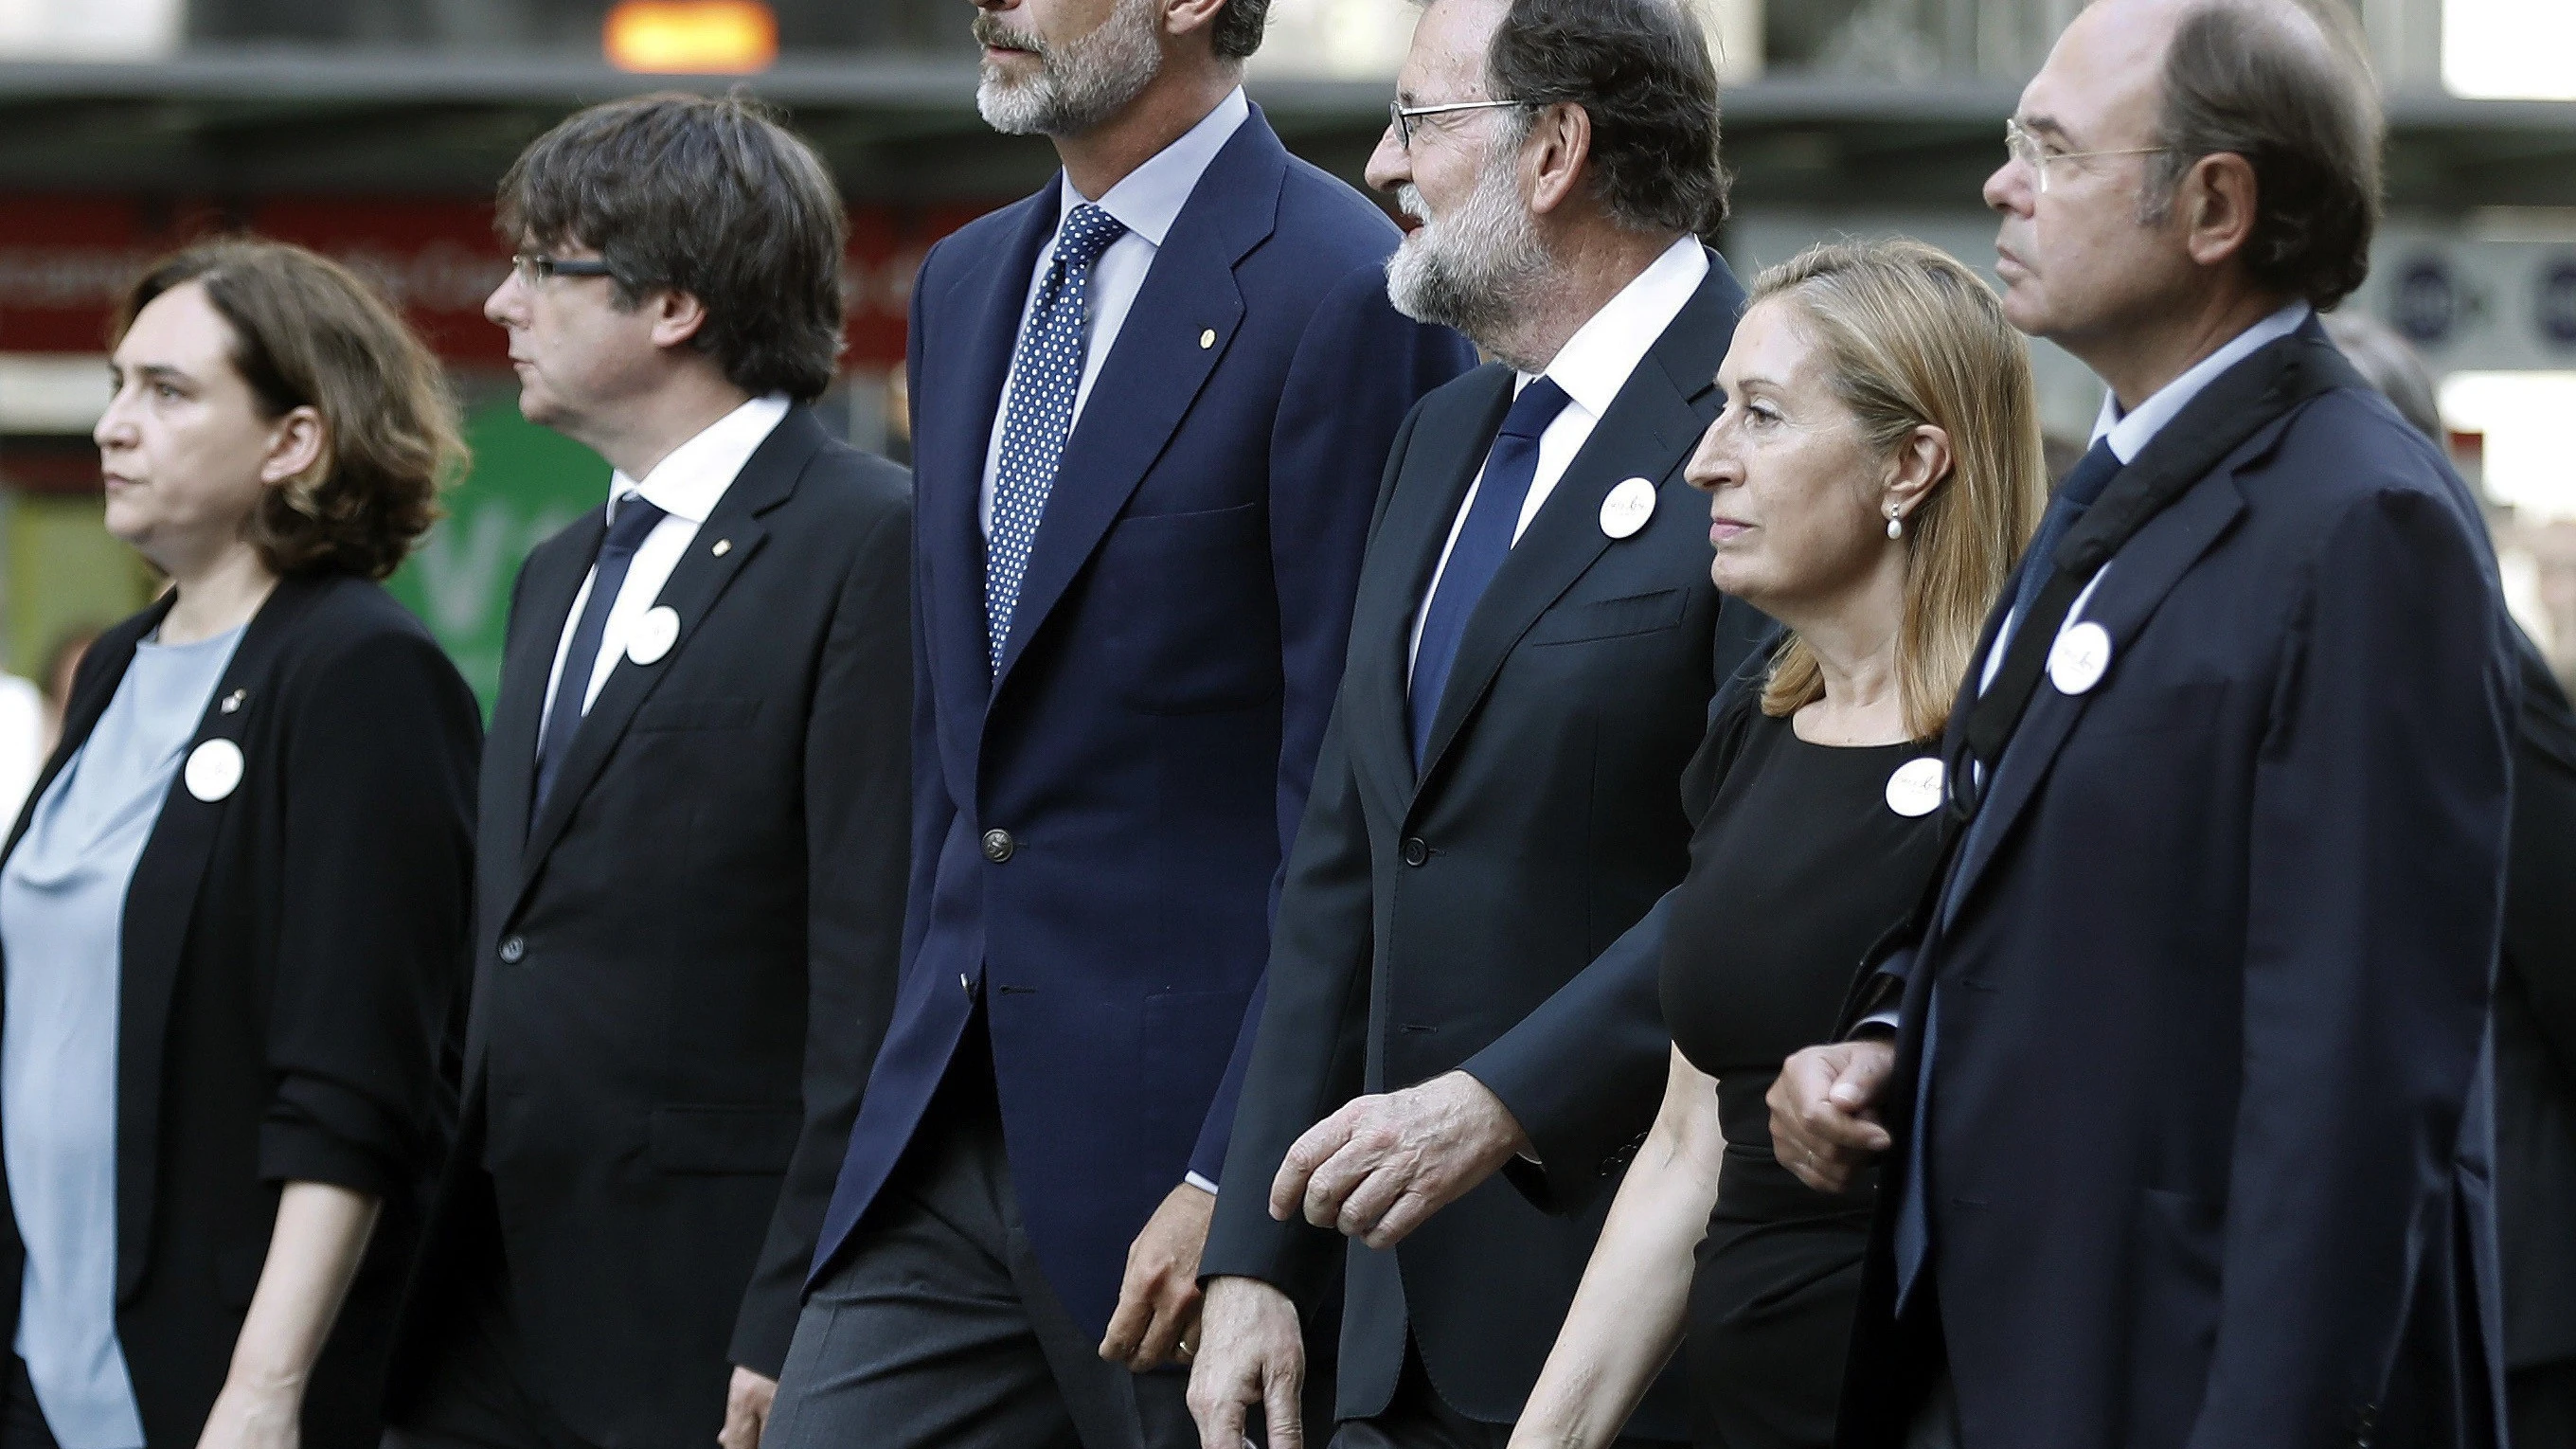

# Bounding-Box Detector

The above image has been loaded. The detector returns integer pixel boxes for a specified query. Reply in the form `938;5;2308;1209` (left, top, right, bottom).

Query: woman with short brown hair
1509;240;2046;1449
0;238;479;1449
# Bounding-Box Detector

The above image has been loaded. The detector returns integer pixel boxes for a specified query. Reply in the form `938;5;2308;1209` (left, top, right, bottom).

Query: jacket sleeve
2503;628;2576;1082
1196;701;1376;1303
2186;484;2513;1446
260;622;481;1200
728;492;914;1377
1185;266;1476;1185
1469;599;1777;1216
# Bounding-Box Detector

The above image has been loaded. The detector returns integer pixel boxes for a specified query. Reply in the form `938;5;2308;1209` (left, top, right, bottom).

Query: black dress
1658;702;1949;1449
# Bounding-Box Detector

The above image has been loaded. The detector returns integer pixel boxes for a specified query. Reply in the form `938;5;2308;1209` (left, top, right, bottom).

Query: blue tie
987;202;1128;673
533;494;667;817
1893;435;2124;1306
1408;378;1573;768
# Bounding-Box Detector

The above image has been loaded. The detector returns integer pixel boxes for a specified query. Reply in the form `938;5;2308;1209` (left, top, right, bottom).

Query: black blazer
2496;633;2576;1376
386;407;911;1449
1840;356;2516;1449
0;573;479;1448
1200;256;1767;1432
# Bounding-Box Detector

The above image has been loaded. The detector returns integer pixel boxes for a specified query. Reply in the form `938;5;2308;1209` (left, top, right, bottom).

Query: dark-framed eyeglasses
1388;98;1529;152
510;253;617;287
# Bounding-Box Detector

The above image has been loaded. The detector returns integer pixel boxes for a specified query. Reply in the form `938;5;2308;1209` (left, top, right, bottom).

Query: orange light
604;1;778;74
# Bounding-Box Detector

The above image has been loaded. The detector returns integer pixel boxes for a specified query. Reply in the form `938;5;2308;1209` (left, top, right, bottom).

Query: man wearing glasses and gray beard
1190;0;1772;1444
768;1;1472;1446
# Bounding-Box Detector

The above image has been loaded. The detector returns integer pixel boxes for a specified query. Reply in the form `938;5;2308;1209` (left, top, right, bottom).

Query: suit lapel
988;112;1289;695
1941;462;2251;921
114;575;325;1299
1344;368;1514;816
490;516;600;854
1413;259;1743;787
511;411;819;897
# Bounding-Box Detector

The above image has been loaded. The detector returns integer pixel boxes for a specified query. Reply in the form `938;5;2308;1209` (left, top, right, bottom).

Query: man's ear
1524;102;1594;219
649;289;712;351
1162;0;1229;46
2180;151;2260;271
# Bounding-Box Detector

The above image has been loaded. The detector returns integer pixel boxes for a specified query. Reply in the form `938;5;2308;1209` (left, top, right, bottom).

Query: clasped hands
1766;1038;1898;1193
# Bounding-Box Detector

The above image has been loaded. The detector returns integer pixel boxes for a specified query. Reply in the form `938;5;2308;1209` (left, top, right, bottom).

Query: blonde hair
1749;240;2048;739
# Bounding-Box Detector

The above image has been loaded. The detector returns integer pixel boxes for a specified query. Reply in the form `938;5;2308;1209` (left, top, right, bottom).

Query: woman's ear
1883;423;1953;526
259;405;327;489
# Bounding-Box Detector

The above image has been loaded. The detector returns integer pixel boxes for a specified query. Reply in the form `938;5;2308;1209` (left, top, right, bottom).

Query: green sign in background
384;401;610;712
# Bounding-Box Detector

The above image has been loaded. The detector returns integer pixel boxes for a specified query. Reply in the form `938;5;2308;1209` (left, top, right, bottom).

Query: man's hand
1188;1276;1306;1449
1767;1041;1897;1193
1269;1069;1530;1249
717;1367;777;1449
1101;1181;1217;1371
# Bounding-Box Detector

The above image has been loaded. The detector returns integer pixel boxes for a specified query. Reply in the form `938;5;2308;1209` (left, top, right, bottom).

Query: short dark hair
1212;0;1269;60
1485;0;1729;236
499;91;848;402
2144;0;2381;311
116;239;463;581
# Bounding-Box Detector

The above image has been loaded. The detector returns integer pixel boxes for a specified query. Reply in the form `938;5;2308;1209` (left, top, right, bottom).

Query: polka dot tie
986;202;1129;673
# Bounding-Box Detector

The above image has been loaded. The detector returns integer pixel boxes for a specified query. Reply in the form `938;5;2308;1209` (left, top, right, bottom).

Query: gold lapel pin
712;539;733;557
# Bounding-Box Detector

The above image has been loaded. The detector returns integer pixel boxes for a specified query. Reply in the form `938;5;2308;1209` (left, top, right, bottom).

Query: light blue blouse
1;624;242;1449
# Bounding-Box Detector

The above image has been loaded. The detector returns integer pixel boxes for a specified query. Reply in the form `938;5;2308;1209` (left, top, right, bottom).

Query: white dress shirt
977;87;1251;538
1406;235;1709;674
537;393;791;739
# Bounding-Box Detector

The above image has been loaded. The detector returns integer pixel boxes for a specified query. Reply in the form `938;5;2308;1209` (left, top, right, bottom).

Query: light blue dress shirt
1;623;242;1449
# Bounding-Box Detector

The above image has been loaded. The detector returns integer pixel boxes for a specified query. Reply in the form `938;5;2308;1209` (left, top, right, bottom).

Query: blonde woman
1508;241;2044;1449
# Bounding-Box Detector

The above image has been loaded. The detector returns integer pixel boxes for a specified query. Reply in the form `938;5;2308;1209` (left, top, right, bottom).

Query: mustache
1397;184;1434;224
972;13;1046;57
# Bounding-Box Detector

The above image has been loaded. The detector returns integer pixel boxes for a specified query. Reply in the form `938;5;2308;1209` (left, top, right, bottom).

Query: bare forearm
1513;1055;1726;1449
227;1181;381;1390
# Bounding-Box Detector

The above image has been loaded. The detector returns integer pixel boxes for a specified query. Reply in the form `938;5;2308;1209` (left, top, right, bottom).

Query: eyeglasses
510;253;617;287
2002;118;2172;193
1388;98;1528;152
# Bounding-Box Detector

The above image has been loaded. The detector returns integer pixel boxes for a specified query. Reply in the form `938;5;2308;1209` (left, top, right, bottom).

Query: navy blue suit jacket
809;107;1475;1334
1841;338;2516;1449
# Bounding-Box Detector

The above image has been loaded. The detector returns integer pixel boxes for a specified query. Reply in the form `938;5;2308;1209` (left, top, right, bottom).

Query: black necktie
1998;437;2122;651
532;495;668;816
1409;378;1574;767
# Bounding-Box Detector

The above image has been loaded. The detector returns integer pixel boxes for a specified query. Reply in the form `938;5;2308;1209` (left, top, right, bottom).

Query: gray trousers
766;1029;1192;1449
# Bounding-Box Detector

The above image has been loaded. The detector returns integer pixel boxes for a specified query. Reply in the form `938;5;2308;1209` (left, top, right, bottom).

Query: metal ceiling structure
0;52;2566;215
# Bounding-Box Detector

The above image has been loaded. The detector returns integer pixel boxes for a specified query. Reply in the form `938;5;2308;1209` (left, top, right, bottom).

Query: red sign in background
0;193;999;367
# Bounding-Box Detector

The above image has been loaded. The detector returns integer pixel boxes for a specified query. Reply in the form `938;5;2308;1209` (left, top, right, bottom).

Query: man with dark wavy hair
385;92;913;1449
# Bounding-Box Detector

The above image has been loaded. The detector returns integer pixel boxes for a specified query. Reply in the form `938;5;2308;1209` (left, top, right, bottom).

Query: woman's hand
194;1375;302;1449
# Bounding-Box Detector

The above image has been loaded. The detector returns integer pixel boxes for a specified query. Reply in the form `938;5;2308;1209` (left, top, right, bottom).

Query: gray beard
975;0;1162;138
1385;156;1552;368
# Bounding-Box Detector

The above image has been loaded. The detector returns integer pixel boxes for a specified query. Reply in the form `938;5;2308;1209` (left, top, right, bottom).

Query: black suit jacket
386;408;911;1449
1201;255;1766;1431
1840;357;2516;1449
2496;635;2576;1376
0;574;478;1448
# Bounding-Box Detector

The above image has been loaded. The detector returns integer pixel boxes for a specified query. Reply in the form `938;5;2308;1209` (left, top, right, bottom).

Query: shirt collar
1058;87;1251;249
2092;300;2312;463
610;394;792;525
1521;236;1709;420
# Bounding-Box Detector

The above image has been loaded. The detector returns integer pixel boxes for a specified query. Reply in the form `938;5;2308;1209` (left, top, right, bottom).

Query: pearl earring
1886;507;1905;541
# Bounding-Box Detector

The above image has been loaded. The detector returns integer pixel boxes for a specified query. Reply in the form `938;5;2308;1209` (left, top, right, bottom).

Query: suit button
498;935;526;964
982;829;1017;864
1401;837;1429;867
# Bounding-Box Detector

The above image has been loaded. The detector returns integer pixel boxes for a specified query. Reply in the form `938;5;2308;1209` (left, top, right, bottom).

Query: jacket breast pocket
1100;503;1280;715
649;1104;800;1175
635;694;760;732
1524;588;1688;647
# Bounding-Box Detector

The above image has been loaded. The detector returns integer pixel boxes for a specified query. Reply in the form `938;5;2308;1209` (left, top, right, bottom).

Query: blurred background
0;0;2571;764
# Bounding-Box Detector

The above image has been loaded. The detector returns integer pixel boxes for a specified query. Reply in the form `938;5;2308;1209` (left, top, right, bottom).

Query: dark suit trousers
766;1013;1191;1449
1326;1342;1683;1449
384;1243;597;1449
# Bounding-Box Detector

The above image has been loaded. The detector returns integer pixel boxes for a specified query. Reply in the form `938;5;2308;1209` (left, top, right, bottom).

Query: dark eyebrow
124;363;195;387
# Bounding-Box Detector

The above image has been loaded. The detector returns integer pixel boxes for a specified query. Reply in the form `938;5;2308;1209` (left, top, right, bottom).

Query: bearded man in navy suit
766;2;1473;1445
